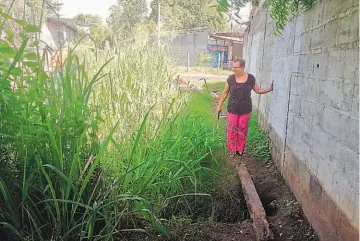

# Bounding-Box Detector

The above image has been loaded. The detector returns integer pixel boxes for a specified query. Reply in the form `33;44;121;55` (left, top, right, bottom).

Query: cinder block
322;107;359;151
301;123;314;146
322;107;342;136
311;26;325;50
351;84;359;118
308;151;321;176
334;0;358;16
343;49;359;85
312;54;328;78
295;15;304;35
291;54;300;72
271;57;282;72
274;90;288;114
342;116;359;151
298;156;311;190
289;117;303;143
298;54;313;76
309;174;323;210
299;99;324;127
312;211;339;241
285;36;295;55
310;126;334;159
326;51;346;78
338;11;359;45
318;79;334;105
289;95;301;116
332;178;358;230
316;161;335;195
329;145;359;188
331;82;354;112
323;20;339;50
306;78;322;102
290;75;306;95
320;189;339;232
336;209;360;241
353;194;359;226
288;137;311;164
302;32;312;52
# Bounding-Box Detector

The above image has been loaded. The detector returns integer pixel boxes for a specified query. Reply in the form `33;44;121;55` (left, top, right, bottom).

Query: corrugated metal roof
209;33;243;42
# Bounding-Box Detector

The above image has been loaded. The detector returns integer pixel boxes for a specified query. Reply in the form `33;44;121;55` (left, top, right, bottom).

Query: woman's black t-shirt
227;73;256;115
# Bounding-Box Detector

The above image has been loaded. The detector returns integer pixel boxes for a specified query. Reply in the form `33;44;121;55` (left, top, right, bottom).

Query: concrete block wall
243;0;359;240
169;31;209;66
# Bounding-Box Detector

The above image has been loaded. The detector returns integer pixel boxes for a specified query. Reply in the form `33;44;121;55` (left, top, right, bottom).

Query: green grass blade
5;37;28;79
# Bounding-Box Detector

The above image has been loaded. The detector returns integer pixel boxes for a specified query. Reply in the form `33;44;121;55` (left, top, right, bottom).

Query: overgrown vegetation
217;0;314;35
265;0;314;35
0;7;224;241
149;0;227;32
246;114;271;160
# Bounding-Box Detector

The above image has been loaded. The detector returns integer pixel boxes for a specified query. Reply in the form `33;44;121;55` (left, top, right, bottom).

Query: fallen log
237;163;274;241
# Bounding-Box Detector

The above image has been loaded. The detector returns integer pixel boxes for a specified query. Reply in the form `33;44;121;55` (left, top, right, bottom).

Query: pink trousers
227;112;251;153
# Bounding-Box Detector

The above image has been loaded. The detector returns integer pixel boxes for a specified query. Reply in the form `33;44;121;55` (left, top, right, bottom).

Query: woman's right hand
216;105;222;113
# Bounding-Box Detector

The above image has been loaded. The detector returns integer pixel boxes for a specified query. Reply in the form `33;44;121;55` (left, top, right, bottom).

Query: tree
216;0;250;23
1;0;60;46
74;14;102;28
74;14;111;48
217;0;314;35
133;20;157;43
1;0;60;24
107;0;147;41
149;0;226;31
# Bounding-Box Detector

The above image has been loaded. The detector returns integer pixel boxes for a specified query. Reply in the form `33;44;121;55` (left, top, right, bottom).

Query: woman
216;58;273;158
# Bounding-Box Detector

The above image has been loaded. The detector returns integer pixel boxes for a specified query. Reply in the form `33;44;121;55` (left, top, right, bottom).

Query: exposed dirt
159;220;255;241
239;154;319;241
118;221;255;241
119;153;319;241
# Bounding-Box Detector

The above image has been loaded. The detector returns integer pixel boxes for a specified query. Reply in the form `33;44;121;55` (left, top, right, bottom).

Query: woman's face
232;61;243;74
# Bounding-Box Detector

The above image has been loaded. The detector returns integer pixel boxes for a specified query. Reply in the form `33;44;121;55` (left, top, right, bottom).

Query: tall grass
0;8;222;241
77;43;187;141
246;113;271;161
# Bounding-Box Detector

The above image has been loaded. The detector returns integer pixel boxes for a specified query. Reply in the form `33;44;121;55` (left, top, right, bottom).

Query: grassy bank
0;10;226;241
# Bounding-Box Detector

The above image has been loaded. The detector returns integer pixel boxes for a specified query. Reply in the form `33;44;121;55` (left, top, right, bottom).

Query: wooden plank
238;163;274;241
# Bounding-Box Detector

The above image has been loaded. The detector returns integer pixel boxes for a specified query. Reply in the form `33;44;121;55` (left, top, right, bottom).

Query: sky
59;0;152;21
58;0;251;25
59;0;116;20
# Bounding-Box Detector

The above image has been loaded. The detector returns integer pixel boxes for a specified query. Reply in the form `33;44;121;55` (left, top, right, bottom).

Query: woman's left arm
253;80;274;94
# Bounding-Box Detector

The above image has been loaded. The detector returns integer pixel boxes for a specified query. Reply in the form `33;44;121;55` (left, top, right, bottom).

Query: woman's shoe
228;152;236;158
236;151;243;156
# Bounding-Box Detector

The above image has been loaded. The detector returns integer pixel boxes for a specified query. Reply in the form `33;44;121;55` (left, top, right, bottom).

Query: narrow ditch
244;156;319;241
213;182;250;223
258;193;278;217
